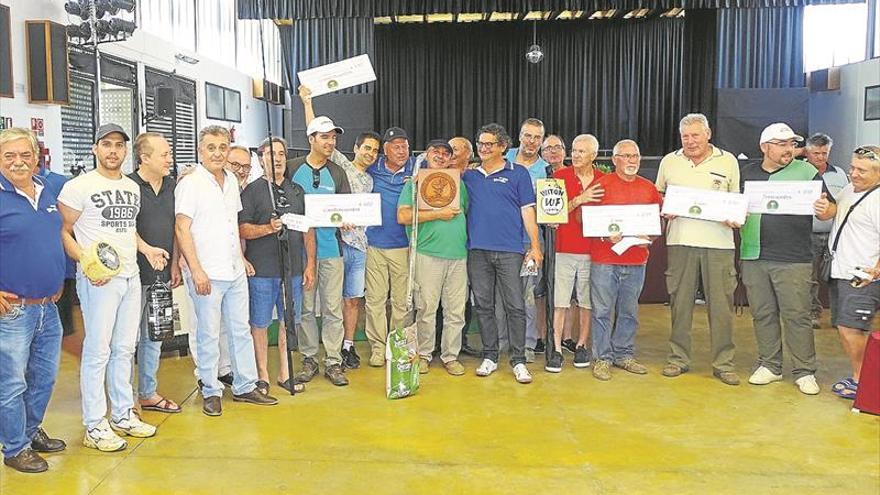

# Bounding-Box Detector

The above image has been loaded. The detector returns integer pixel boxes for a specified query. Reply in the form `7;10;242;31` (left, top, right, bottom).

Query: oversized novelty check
304;193;382;227
743;180;821;215
297;54;377;97
582;204;661;237
661;185;749;224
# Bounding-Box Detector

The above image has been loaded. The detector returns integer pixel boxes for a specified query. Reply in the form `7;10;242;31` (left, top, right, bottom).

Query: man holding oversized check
582;140;662;382
739;123;833;396
656;113;743;386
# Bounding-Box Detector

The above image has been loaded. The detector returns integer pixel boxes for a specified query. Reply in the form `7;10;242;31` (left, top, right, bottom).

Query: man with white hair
814;145;880;399
545;134;604;373
657;113;742;386
585;139;662;381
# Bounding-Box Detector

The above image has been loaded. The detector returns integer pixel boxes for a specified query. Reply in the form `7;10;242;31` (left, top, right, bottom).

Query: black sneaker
295;357;319;383
324;364;349;386
561;339;577;354
342;347;361;369
574;346;591;368
217;373;234;387
545;351;563;373
534;338;546;353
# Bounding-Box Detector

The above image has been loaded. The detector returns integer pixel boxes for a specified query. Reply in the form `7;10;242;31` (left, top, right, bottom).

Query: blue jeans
77;274;141;428
248;276;304;328
590;263;646;362
187;274;258;398
468;249;527;366
0;302;62;458
342;243;366;299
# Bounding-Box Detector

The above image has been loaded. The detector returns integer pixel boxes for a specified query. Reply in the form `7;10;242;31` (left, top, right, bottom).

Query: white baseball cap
759;123;803;144
306;115;344;136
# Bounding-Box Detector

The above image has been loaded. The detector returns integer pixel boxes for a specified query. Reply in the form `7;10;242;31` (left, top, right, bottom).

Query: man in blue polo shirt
463;123;543;384
0;128;68;473
364;127;417;367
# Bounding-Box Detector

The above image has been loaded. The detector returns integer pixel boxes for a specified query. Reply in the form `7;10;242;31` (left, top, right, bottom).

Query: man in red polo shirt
586;139;662;381
545;134;604;373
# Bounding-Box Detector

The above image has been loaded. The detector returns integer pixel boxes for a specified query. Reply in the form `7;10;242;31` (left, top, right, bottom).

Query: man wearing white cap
739;122;833;395
287;116;352;386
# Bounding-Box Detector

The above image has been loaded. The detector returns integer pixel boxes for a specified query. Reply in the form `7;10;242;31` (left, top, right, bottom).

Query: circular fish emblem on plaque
420;172;456;208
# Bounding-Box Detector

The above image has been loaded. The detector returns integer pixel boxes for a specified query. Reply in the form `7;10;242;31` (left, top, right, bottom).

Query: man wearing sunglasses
814;145;880;400
363;127;417;367
287;117;351;386
740;123;834;395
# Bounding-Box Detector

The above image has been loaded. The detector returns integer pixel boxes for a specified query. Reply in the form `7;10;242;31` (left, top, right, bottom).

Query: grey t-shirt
239;177;305;277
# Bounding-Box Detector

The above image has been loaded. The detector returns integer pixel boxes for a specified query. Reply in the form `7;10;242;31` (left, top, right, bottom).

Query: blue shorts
342;243;366;299
248;276;304;328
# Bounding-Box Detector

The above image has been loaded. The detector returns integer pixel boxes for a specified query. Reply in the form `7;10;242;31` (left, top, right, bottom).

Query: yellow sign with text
536;178;568;224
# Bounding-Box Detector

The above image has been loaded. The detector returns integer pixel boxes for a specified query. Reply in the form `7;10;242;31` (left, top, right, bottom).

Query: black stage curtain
239;0;861;20
373;17;709;155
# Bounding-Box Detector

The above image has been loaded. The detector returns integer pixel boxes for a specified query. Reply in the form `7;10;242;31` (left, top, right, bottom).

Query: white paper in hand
611;237;652;256
280;213;311;233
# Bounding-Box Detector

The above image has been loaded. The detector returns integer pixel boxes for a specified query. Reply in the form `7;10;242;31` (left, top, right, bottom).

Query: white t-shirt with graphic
58;170;141;278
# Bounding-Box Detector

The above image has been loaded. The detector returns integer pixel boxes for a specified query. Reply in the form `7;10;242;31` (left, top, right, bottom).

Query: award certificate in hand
744;181;821;215
661;185;749;224
297;54;377;97
304;193;382;227
582;204;661;237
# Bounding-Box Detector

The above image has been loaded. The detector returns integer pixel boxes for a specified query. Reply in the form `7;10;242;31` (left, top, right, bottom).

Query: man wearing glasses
463;123;542;384
226;146;252;191
500;118;548;363
740;123;833;395
541;134;567;176
240;136;317;394
363;127;417;367
585;140;662;382
814;145;880;399
287;117;351;386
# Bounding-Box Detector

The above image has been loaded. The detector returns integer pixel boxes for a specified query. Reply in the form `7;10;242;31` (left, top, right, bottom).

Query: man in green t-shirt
397;140;469;376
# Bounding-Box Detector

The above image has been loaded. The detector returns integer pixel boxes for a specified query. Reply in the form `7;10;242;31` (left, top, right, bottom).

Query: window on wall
803;3;869;72
139;0;196;51
196;0;236;64
205;83;241;122
236;19;283;85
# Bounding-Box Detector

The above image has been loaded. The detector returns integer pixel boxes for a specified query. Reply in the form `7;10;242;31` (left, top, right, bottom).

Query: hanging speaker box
26;20;70;104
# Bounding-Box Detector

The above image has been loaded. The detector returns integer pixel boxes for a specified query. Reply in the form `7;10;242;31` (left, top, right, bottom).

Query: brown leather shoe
324;364;349;386
233;389;279;405
203;396;222;416
31;428;66;453
4;448;48;473
713;370;741;386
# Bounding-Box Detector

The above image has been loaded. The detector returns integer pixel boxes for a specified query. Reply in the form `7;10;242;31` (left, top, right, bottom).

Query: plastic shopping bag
385;322;420;399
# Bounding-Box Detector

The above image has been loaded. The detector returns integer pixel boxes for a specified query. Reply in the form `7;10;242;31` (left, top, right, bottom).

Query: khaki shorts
553;253;591;309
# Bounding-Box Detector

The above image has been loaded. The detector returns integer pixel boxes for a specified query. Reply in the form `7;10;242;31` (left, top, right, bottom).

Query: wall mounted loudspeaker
26;20;69;104
155;87;176;118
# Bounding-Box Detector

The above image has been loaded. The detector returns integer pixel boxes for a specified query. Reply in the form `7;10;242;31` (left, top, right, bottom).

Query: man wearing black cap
364;127;417;366
58;123;169;451
397;140;468;375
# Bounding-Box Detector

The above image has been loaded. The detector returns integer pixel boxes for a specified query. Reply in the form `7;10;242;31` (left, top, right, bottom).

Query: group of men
1;100;878;473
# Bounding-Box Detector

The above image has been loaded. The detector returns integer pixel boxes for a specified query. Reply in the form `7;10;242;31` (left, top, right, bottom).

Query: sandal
140;395;182;413
277;379;306;394
255;380;270;395
831;377;858;400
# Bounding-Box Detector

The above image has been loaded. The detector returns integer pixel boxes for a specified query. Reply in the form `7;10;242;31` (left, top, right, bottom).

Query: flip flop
831;377;858;400
277;379;306;394
140;396;182;413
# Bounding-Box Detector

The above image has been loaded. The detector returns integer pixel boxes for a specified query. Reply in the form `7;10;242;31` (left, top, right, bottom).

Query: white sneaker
83;419;127;452
748;366;783;385
513;363;533;384
795;375;820;395
475;359;498;377
111;410;157;438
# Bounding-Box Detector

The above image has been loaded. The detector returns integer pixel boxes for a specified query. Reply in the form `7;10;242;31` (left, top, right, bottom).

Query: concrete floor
1;305;877;495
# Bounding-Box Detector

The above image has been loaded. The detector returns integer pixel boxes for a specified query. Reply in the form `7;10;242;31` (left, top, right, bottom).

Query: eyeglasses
227;161;250;171
476;141;499;149
542;145;564;152
614;153;641;161
311;167;321;189
854;146;879;161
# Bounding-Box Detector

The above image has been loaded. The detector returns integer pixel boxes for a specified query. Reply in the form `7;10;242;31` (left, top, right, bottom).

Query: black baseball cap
383;127;408;143
426;139;453;154
94;123;130;143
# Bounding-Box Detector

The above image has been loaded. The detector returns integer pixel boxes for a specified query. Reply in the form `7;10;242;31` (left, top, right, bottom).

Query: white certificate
661;185;749;224
304;193;382;227
582;204;662;237
280;213;311;233
297;54;377;97
744;181;821;215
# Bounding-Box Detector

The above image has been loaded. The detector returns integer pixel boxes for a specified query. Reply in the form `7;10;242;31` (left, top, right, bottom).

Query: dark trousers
467;249;526;366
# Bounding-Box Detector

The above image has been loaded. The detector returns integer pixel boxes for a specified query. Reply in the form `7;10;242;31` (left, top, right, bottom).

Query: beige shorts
553;253;591;309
